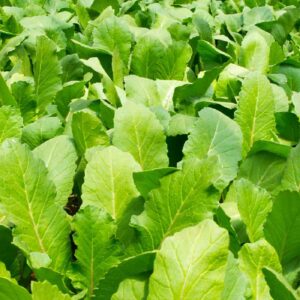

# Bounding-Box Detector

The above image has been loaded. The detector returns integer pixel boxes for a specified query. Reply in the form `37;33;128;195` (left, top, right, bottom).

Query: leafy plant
0;0;300;299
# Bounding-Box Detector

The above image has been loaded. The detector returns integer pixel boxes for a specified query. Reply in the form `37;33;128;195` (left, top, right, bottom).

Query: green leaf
0;262;17;283
34;35;62;113
113;102;168;170
0;106;23;144
0;226;18;269
148;220;229;300
235;73;276;156
32;281;71;300
132;157;221;250
111;278;146;300
96;252;156;300
0;278;32;300
33;136;77;207
71;206;120;298
228;179;272;242
183;107;242;188
93;16;132;87
264;191;300;271
71;111;110;156
238;239;282;300
239;28;272;73
221;252;248;300
263;267;300;300
131;31;192;80
133;167;178;198
82;146;141;243
0;140;71;272
238;152;286;194
0;73;17;106
21;116;63;149
280;143;300;192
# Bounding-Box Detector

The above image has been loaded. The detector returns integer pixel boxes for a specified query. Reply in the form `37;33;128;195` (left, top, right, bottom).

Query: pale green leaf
0;262;16;283
228;179;272;242
167;114;197;136
221;252;248;300
235;73;276;156
131;30;191;80
21;116;63;149
34;35;62;113
148;220;229;300
33;136;77;207
264;191;300;270
72;111;110;156
0;278;31;300
72;206;120;298
131;157;221;250
113;102;168;170
93;16;132;87
0;106;23;144
82;146;141;243
280;143;300;192
112;278;146;300
0;140;71;272
240;28;272;73
32;281;71;300
239;239;282;300
183;107;242;188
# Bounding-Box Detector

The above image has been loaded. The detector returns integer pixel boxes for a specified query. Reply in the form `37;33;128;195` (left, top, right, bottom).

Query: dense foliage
0;0;300;299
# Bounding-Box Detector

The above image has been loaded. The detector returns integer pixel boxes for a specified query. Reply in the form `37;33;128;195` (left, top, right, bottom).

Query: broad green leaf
111;278;146;300
0;140;71;272
238;152;286;193
280;143;300;192
32;281;71;300
21;116;63;149
34;35;62;113
271;84;289;112
113;102;168;170
264;191;300;271
33;136;77;207
96;252;156;300
133;167;177;197
235;73;276;155
183;107;242;188
239;239;282;300
0;278;32;300
228;179;272;242
124;75;160;107
239;28;272;73
148;220;229;300
93;16;132;87
71;111;110;156
131;157;221;250
0;106;22;144
263;267;299;300
167;114;197;136
131;31;192;80
221;252;248;300
71;206;120;298
82;146;141;243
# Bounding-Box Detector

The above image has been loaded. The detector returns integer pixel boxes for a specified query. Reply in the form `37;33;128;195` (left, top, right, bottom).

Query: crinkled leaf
112;278;146;300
